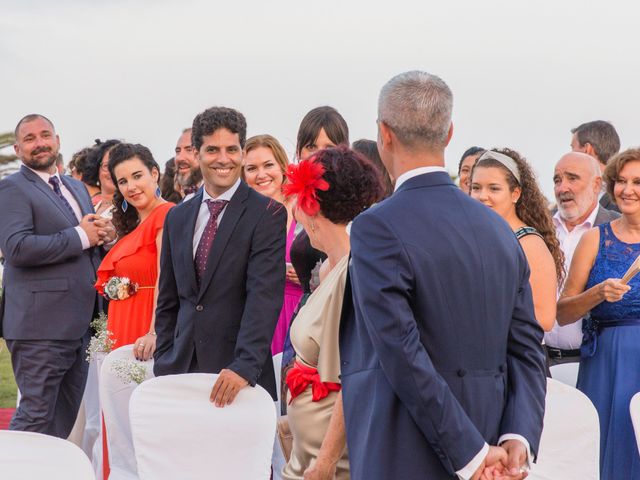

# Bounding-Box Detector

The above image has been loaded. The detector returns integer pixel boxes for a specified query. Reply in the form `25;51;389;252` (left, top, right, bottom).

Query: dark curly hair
472;148;565;283
69;147;92;179
191;107;246;151
313;145;384;224
296;106;349;158
108;143;161;237
458;146;486;174
81;139;121;187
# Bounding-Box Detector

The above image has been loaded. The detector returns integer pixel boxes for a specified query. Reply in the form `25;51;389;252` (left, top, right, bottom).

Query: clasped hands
472;440;529;480
80;214;116;246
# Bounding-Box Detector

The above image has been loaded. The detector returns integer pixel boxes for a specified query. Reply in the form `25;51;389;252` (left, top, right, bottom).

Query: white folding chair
528;378;599;480
550;362;580;388
630;392;640;456
0;430;94;479
100;345;155;480
130;373;276;480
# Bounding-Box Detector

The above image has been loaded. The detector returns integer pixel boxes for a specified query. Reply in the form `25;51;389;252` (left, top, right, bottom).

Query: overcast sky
1;0;638;197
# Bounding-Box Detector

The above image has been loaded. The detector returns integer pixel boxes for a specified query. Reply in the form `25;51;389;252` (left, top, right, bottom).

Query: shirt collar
553;203;599;232
25;165;60;185
394;166;448;192
201;178;241;203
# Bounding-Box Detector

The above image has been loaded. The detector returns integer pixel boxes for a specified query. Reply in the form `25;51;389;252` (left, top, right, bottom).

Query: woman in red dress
94;143;173;480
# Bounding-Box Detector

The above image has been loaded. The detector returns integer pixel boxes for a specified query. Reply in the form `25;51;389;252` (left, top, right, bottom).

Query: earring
155;186;162;198
310;220;316;233
121;199;128;212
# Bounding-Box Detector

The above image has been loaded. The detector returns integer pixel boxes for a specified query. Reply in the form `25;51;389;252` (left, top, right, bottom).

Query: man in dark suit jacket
154;107;285;406
339;72;546;480
570;120;621;212
0;114;113;437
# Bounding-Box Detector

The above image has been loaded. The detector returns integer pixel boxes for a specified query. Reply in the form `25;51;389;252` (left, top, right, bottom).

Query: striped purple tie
194;199;228;285
48;176;79;225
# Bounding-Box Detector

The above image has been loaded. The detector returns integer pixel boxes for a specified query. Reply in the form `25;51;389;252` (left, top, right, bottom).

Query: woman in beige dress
281;145;384;480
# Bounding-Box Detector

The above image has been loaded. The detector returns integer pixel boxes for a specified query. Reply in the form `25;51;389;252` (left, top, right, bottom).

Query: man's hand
79;214;107;246
471;446;507;480
97;219;117;244
303;458;337;480
495;439;528;480
209;369;248;407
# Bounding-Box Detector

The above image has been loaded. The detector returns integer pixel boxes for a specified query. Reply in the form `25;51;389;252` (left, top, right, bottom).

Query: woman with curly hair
281;145;383;480
470;148;564;331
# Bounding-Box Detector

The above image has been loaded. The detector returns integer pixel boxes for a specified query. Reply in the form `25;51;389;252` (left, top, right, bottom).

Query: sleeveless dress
271;220;304;354
282;255;349;480
577;222;640;479
95;202;173;347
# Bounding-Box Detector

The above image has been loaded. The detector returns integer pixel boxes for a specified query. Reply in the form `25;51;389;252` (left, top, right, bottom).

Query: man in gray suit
546;151;619;365
0;114;114;437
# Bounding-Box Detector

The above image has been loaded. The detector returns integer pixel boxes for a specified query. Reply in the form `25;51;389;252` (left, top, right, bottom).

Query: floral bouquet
86;312;115;362
111;359;148;385
103;276;138;301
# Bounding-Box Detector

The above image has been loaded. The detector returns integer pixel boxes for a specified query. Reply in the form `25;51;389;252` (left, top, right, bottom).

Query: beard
177;164;202;188
556;193;596;222
23;147;58;172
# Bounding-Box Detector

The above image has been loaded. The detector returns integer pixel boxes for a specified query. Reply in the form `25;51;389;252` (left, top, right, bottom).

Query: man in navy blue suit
340;72;547;479
0;114;113;437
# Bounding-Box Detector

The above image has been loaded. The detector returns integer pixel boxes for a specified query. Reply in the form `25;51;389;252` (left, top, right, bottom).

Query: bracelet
148;331;157;336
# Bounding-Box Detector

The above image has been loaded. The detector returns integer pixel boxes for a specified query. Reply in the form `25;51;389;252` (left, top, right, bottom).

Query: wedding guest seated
243;134;302;354
470;149;564;331
557;148;640;479
352;138;394;198
457;146;485;192
281;145;383;480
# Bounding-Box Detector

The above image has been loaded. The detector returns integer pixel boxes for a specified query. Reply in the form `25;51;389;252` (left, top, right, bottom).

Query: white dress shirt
394;166;531;479
192;179;240;258
27;166;90;250
544;205;600;349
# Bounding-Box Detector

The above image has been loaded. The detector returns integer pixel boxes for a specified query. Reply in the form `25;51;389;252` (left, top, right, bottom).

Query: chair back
528;378;599;480
631;392;640;456
0;430;94;479
100;344;155;480
130;373;276;480
549;362;579;388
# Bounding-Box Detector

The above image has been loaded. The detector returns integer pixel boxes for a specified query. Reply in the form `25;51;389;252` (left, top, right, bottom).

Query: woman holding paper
557;148;640;480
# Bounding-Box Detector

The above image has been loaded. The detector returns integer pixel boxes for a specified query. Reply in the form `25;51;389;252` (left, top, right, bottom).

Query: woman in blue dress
558;147;640;479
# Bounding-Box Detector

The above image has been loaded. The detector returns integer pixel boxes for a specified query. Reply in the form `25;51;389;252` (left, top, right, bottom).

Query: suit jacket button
457;369;467;377
196;305;204;312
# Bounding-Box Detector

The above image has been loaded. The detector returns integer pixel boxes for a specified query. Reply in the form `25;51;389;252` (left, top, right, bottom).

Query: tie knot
48;176;60;188
206;199;228;218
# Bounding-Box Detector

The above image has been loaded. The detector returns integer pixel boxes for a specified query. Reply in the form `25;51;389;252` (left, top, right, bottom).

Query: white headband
476;150;521;184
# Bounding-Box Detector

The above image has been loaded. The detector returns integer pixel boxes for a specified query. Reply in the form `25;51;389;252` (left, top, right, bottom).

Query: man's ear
594;175;603;193
378;121;393;151
444;122;454;147
584;142;597;159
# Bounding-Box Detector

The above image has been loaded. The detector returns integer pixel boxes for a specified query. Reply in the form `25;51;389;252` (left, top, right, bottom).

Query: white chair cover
630;392;640;456
130;373;276;480
528;378;599;480
100;345;155;480
271;353;285;480
0;430;94;479
549;362;580;388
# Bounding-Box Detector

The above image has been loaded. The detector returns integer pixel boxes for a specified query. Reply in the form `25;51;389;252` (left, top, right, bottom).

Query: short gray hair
378;71;453;150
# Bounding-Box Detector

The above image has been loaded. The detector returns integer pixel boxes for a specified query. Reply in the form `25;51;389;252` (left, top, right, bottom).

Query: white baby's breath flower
111;359;147;385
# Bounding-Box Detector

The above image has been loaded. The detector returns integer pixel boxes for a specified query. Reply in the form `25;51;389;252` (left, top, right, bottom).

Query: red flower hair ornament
283;157;329;216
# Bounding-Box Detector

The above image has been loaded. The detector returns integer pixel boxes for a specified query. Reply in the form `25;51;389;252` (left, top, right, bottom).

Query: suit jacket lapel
197;182;248;300
183;192;203;298
60;175;91;217
21;166;77;225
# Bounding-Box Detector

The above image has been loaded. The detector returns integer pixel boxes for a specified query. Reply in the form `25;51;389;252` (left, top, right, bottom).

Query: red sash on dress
286;361;341;404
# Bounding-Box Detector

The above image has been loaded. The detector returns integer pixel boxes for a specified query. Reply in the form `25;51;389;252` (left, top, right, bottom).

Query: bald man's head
553;152;602;227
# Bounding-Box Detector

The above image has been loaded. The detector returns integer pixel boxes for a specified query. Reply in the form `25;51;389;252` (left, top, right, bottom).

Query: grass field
0;339;17;408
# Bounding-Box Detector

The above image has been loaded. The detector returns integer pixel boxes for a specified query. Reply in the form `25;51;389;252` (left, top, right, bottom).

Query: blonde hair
243;135;290;181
